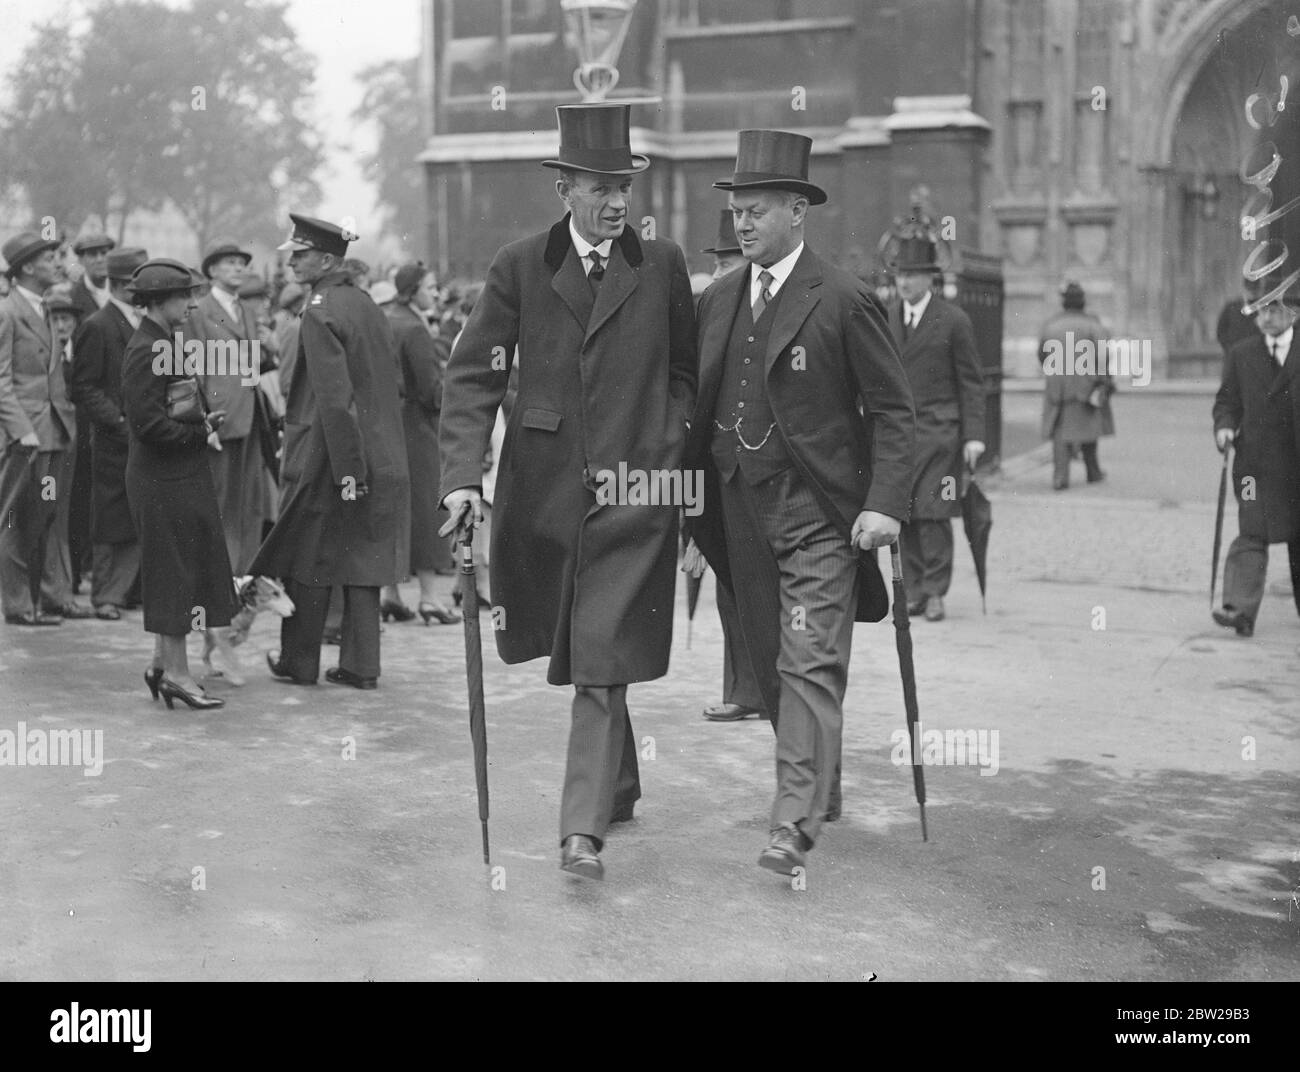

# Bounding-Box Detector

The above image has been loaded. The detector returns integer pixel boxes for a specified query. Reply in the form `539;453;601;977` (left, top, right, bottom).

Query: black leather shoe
758;823;808;875
325;667;378;690
702;702;763;721
1086;470;1106;484
1212;607;1254;637
4;611;61;626
144;666;164;700
266;650;315;685
924;596;946;622
95;604;122;620
906;597;927;616
560;835;604;880
46;602;93;619
158;677;225;710
610;802;635;823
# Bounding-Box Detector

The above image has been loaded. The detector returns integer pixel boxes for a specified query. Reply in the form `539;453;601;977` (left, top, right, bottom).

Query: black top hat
713;130;827;206
126;258;205;298
3;232;61;277
701;210;741;255
891;236;939;273
72;233;116;255
201;242;252;278
277;214;356;257
542;103;649;176
106;247;149;282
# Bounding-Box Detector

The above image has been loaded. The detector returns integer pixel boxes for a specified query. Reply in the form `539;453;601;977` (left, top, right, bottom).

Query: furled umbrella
960;467;992;613
1210;442;1232;608
438;504;491;865
888;542;928;841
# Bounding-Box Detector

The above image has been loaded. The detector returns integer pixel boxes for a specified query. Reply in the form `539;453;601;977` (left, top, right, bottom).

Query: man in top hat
1039;280;1113;490
693;208;768;724
251;214;410;689
68;247;149;619
682;129;915;875
0;231;79;625
439;102;697;881
184;241;268;574
1212;280;1300;637
889;236;985;622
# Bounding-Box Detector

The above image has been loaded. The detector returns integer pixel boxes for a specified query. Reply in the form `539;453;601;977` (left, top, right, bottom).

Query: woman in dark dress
380;263;459;625
122;259;236;710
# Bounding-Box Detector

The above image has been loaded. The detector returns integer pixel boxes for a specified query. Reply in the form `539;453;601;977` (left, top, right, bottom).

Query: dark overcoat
438;216;697;687
69;301;136;544
251;271;409;587
683;247;916;620
889;294;985;519
1213;332;1300;543
122;316;235;634
384;300;447;572
1038;308;1113;443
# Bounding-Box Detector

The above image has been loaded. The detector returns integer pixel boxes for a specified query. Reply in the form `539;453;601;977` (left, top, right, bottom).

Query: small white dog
202;575;296;686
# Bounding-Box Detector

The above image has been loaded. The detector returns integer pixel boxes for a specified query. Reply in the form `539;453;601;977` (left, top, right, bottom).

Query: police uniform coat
121;316;235;634
438;216;697;687
684;246;915;621
69;301;136;543
889;295;985;519
1213;332;1300;543
251;270;410;587
1038;308;1112;443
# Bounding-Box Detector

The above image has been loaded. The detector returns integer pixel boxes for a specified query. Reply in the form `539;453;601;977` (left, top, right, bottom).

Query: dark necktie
588;251;605;284
752;269;773;320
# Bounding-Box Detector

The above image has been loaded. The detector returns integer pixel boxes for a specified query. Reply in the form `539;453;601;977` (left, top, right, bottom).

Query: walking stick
1210;442;1232;609
887;541;928;842
439;502;491;865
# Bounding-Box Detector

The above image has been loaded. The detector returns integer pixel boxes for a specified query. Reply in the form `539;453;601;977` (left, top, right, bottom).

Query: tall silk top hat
891;236;939;272
701;210;741;255
541;103;649;175
713;129;827;206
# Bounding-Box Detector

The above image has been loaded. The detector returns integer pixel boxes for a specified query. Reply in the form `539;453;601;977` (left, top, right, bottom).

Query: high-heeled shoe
158;677;225;710
144;666;164;700
380;598;416;622
418;602;461;625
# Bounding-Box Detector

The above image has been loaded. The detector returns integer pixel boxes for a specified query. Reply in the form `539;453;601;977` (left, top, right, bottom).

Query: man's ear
556;177;571;205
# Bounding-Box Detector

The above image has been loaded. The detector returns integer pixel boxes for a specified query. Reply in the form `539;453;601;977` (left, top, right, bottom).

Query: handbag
165;378;205;423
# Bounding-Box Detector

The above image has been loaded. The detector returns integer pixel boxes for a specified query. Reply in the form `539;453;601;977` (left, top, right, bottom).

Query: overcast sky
0;0;421;246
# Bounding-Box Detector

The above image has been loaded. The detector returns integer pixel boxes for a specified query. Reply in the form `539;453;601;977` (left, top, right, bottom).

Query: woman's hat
126;258;205;297
541;103;649;176
393;261;430;296
712;130;827;206
701;210;741;255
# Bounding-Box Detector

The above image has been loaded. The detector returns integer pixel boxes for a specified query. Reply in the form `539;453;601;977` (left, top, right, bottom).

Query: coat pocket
520;407;562;432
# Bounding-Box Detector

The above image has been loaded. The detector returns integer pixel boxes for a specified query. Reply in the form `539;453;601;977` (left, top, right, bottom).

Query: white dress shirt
902;288;933;330
210;282;241;323
84;276;110;309
569;220;613;276
749;241;804;306
15;283;44;319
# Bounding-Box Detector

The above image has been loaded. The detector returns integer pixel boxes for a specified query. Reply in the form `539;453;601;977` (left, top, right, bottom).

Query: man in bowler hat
0;231;79;625
253;214;410;688
1212;282;1300;637
890;237;985;621
69;246;149;619
683;130;916;874
439;103;697;880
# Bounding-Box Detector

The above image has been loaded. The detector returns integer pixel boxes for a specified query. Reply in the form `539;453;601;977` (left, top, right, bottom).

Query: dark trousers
279;580;381;681
560;684;641;850
40;443;77;609
69;411;92;589
91;540;140;608
719;466;856;846
900;517;954;601
717;576;767;713
1052;437;1103;487
1222;534;1300;625
0;447;62;617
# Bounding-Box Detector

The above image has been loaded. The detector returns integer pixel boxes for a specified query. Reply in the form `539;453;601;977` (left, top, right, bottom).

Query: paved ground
2;389;1298;981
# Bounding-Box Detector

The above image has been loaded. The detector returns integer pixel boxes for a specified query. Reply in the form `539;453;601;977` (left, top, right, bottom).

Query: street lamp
562;0;637;102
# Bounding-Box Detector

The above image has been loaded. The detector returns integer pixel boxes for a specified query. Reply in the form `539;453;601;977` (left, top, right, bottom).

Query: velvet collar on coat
544;214;644;273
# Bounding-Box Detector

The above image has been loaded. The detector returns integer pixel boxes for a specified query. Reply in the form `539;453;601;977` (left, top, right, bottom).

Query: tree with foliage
0;0;323;250
352;56;424;251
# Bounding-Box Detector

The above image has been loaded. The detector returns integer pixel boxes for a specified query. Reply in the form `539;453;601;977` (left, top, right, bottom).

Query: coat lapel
584;240;638;346
201;292;243;340
697;266;748;417
10;290;52;356
551;245;594;331
764;247;821;375
1266;334;1300;397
